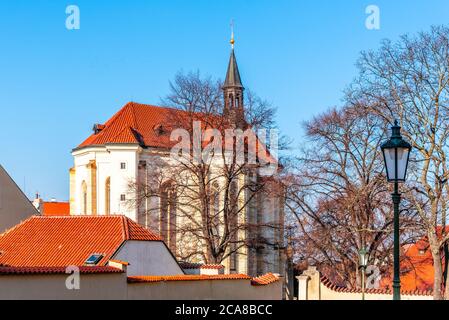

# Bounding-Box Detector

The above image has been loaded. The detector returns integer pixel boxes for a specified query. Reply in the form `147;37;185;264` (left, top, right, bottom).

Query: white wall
71;146;284;277
0;165;38;233
0;273;127;300
113;240;184;276
72;145;139;219
0;272;282;300
128;279;283;300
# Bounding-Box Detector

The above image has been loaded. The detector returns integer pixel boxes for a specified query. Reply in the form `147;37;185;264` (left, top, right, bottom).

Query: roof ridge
84;105;129;145
121;216;130;240
31;215;124;219
319;275;433;296
129;102;138;130
107;124;139;145
0;215;34;237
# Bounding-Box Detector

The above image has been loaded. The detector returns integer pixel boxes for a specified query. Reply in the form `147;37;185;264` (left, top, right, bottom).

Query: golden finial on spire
230;19;235;49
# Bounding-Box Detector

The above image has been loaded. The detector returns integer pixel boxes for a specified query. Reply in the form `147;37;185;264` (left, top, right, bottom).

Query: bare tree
285;105;420;287
347;25;449;299
128;71;285;272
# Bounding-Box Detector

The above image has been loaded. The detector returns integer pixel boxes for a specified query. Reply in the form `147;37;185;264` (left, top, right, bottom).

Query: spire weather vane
230;19;235;49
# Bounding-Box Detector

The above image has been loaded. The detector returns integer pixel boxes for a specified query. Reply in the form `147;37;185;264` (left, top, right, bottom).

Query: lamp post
380;120;412;301
358;248;368;300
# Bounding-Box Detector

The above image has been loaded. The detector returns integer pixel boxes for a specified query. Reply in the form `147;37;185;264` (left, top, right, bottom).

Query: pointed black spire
223;24;245;128
223;49;244;89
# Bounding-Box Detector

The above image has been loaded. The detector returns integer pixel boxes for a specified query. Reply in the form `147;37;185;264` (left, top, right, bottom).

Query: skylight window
85;254;104;265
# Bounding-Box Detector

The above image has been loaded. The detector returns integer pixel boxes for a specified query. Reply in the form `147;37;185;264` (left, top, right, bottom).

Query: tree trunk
429;233;443;300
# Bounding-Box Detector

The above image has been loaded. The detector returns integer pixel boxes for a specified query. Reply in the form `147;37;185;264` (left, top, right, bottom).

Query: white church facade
69;44;285;277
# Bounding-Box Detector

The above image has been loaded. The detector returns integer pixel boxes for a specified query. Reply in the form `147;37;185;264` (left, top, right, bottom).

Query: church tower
223;27;245;128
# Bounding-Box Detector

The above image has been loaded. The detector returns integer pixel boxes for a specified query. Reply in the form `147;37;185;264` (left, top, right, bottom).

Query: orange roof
41;202;70;216
109;259;130;266
380;241;435;292
179;262;224;270
78;102;184;149
127;274;252;283
128;273;280;286
380;227;449;292
0;266;123;275
321;275;432;296
0;215;161;267
76;102;277;165
251;273;280;285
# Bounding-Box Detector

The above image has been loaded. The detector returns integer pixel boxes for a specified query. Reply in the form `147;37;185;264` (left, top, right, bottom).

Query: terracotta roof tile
251;273;280;286
77;102;277;165
78;102;181;149
127;274;252;283
108;259;130;266
320;275;432;296
128;273;279;286
41;202;70;216
0;215;161;267
0;266;123;275
179;262;224;270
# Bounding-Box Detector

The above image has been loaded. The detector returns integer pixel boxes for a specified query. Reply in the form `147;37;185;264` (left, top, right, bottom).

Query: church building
69;38;285;277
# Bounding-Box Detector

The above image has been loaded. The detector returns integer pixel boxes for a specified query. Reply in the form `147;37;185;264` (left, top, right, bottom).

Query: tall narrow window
81;181;87;215
229;179;239;273
160;182;177;252
211;182;220;240
105;177;111;215
229;94;234;108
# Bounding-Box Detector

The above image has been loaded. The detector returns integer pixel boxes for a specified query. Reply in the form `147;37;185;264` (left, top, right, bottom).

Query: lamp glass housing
359;248;368;268
381;121;412;183
382;147;411;182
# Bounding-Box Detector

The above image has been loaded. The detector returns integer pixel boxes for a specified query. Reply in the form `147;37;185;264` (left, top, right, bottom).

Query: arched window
105;177;111;215
229;93;234;108
81;181;87;215
160;181;177;252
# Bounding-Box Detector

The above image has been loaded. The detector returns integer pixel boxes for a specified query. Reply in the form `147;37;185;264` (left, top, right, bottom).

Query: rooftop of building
0;215;162;267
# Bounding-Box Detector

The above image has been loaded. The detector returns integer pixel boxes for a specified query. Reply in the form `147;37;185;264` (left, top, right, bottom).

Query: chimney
32;193;44;213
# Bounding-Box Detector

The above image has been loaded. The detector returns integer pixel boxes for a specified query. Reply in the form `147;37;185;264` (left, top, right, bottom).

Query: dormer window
93;124;105;134
85;254;103;265
154;124;165;136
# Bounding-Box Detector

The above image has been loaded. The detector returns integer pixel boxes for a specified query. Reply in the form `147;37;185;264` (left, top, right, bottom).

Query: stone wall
0;272;282;300
296;266;433;300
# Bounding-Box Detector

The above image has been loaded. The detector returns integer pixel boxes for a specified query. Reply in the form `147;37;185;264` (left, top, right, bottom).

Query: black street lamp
358;247;368;300
380;120;412;301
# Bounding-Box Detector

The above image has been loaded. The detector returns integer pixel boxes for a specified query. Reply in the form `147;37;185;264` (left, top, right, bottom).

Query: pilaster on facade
87;160;97;215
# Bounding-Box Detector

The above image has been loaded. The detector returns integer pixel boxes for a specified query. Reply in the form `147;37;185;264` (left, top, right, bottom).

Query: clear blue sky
1;0;449;201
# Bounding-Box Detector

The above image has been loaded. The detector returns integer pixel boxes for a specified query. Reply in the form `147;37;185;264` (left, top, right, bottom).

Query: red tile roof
128;273;280;286
0;266;123;275
251;273;280;286
179;262;224;270
127;274;252;283
380;227;449;292
76;102;277;165
41;202;70;216
108;259;130;266
0;215;161;267
78;102;185;149
320;275;432;296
